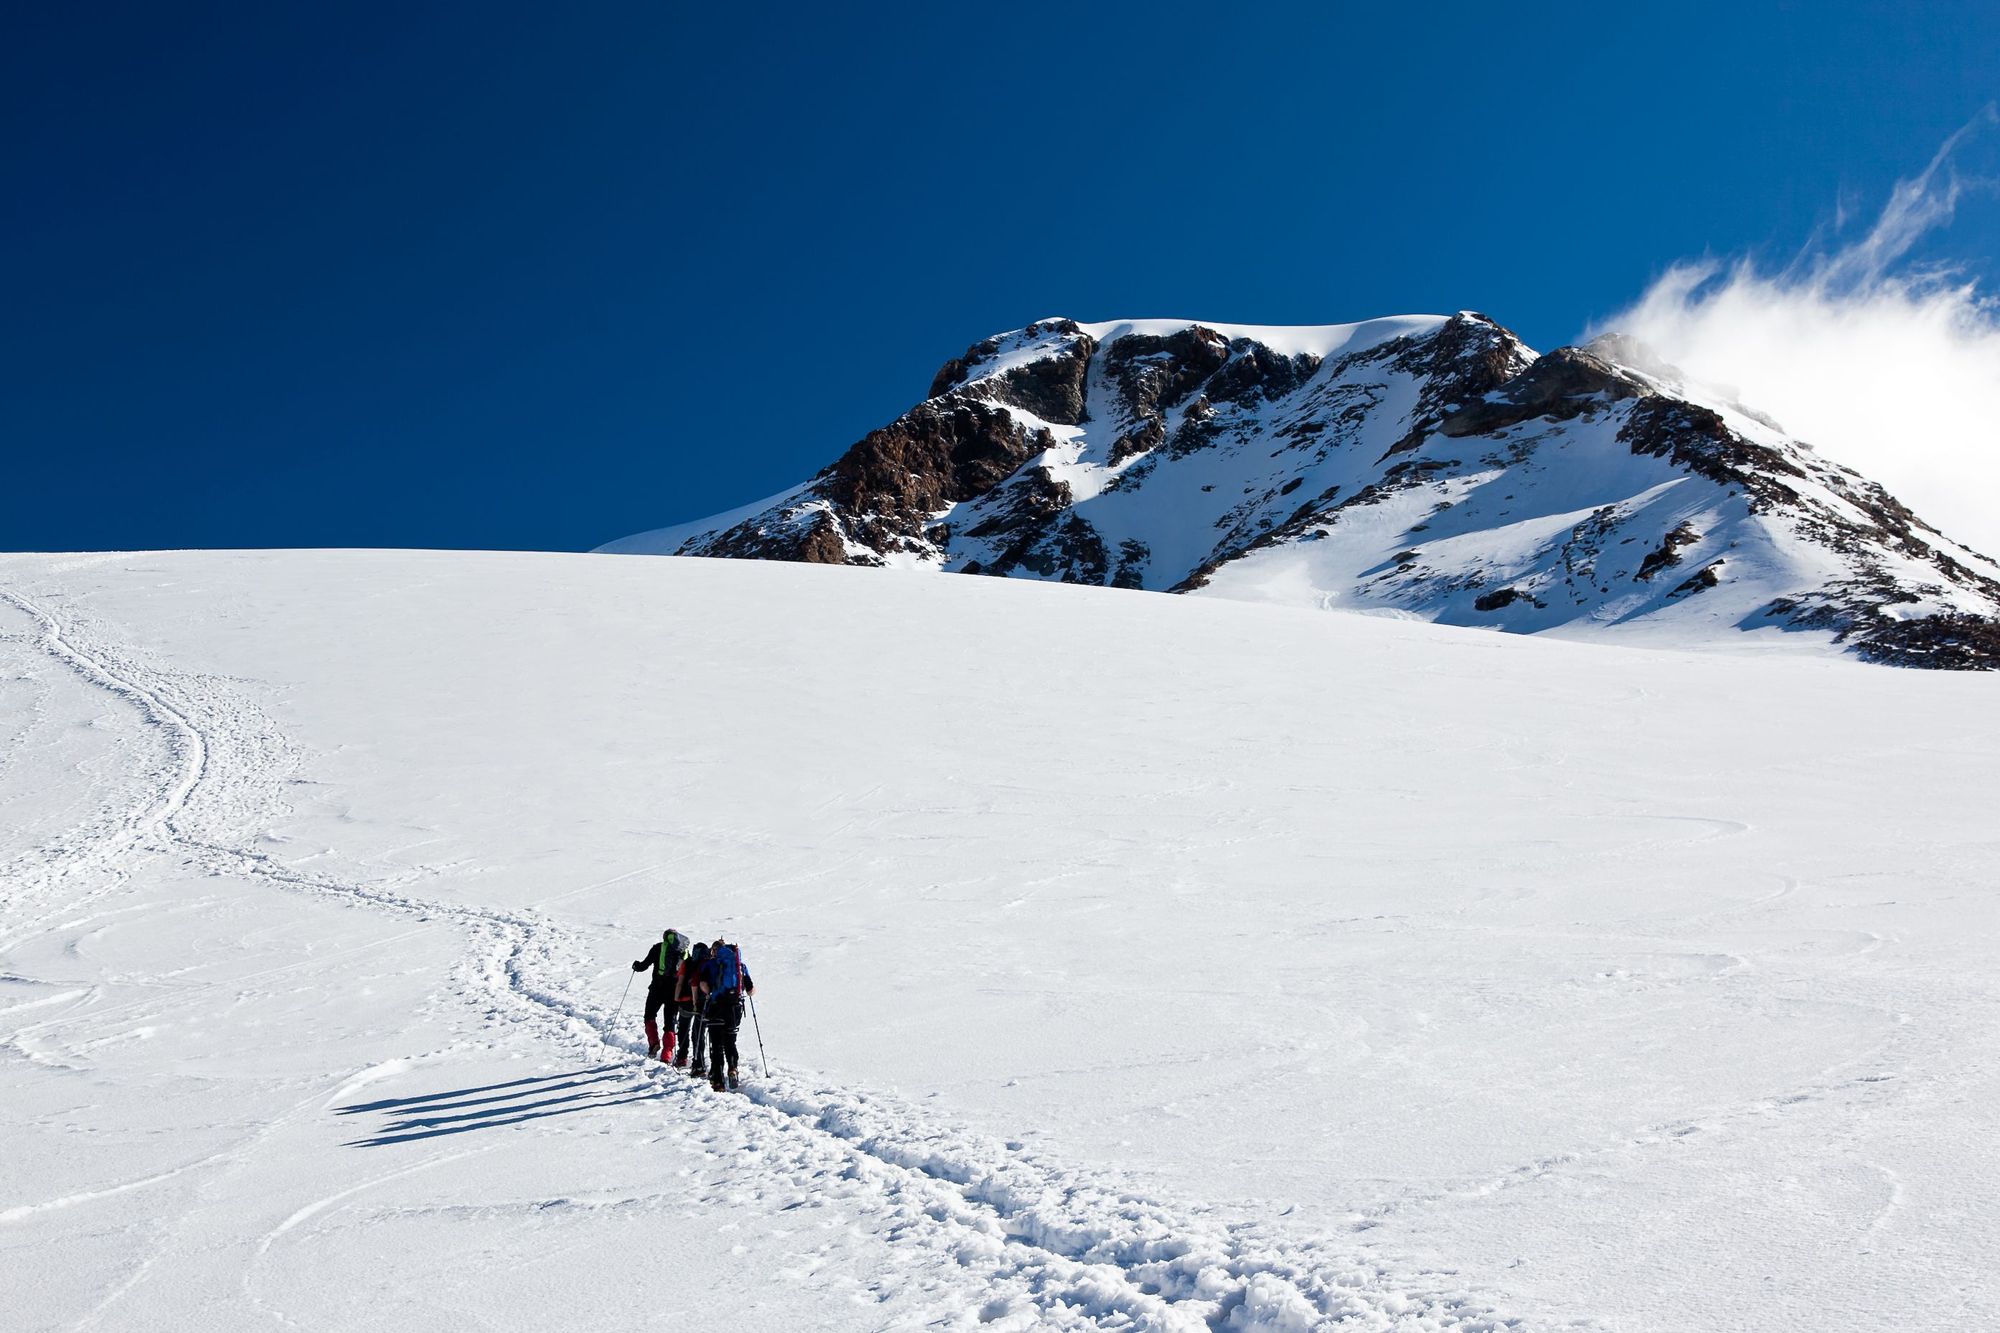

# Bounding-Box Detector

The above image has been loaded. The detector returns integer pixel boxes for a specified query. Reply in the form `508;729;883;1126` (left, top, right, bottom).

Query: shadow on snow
338;1063;660;1147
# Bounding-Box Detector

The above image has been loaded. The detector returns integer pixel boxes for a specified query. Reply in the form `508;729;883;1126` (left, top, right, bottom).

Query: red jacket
674;949;708;1005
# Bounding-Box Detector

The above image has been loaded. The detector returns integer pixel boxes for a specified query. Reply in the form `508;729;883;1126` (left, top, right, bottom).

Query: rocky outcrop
1441;346;1642;437
958;466;1075;575
1854;613;2000;669
1393;311;1535;421
816;399;1055;554
1103;326;1232;421
1620;398;1806;509
607;310;2000;670
1376;312;1536;455
1637;523;1700;581
1206;341;1323;405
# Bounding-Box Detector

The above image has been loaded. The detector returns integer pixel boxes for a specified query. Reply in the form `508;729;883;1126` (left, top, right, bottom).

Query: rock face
601;312;2000;669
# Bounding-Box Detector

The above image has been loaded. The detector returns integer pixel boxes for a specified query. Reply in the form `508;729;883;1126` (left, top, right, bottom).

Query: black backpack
655;929;687;977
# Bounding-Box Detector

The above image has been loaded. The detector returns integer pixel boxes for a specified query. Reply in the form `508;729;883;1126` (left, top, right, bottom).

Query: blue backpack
708;944;743;995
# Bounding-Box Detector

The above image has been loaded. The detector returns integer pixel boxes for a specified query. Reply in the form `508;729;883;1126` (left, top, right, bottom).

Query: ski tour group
630;930;757;1091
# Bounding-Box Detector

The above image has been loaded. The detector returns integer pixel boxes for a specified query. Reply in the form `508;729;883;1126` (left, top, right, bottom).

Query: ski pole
748;993;769;1077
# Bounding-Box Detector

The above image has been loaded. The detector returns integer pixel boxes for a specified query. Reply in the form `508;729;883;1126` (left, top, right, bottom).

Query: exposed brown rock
928;333;1003;398
964;466;1073;543
927;319;1092;410
994;513;1109;582
976;328;1096;425
1206;341;1322;404
1637;522;1700;581
822;399;1052;538
1166;396;1221;458
1441;346;1643;437
1668;562;1721;598
1619;399;1805;511
928;355;977;399
796;516;849;565
1108;417;1165;465
1103;326;1231;422
689;508;851;566
1110;539;1151;589
1380;312;1537;451
1855;613;2000;668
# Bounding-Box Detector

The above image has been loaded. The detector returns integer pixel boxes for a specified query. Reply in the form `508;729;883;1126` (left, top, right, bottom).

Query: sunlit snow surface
601;315;2000;667
2;550;1995;1331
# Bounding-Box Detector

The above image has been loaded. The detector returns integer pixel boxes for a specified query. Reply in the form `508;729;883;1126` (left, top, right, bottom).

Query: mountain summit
602;313;2000;668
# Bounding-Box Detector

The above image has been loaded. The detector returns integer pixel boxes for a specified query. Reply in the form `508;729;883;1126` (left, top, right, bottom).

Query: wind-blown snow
1594;110;2000;559
3;550;1996;1331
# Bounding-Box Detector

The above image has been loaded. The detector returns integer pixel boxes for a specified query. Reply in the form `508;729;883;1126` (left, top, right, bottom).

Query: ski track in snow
0;584;1578;1333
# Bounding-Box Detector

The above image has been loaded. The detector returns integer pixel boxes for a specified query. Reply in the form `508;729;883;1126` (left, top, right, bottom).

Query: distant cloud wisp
1594;108;2000;558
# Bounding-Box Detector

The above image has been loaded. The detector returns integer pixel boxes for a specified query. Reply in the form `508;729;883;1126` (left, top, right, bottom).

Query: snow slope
603;314;2000;668
3;550;1997;1331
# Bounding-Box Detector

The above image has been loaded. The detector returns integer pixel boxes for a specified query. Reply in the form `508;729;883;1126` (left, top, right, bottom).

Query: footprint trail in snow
0;582;1554;1332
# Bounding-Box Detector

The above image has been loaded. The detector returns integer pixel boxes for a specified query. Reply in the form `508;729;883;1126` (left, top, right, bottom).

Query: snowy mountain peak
602;312;2000;668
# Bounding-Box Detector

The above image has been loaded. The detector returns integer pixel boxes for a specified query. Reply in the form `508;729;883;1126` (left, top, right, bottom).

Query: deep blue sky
6;2;1997;552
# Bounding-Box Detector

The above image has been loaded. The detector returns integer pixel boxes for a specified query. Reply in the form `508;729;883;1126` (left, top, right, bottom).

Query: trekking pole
613;971;634;1027
748;993;769;1077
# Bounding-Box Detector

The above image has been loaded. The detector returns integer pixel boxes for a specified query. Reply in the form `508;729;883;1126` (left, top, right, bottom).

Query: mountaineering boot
727;1069;740;1090
660;1031;676;1064
643;1018;660;1059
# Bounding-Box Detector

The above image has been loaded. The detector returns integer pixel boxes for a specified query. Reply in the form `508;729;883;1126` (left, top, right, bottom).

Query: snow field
0;558;1549;1330
3;549;1997;1331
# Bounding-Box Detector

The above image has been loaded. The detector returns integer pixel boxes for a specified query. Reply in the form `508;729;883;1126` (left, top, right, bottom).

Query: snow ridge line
2;585;1572;1332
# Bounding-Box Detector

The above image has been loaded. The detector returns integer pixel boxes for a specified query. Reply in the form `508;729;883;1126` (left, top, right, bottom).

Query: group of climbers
630;929;756;1091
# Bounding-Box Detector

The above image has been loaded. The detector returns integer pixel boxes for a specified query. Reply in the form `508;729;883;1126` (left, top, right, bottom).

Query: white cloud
1593;109;2000;558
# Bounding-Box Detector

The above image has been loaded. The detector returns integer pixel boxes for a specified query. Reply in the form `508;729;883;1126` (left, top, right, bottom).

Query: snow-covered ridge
1073;315;1449;359
602;311;2000;668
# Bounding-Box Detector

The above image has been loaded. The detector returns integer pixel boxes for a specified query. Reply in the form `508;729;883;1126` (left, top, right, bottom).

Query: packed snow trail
0;582;1553;1331
0;587;201;946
